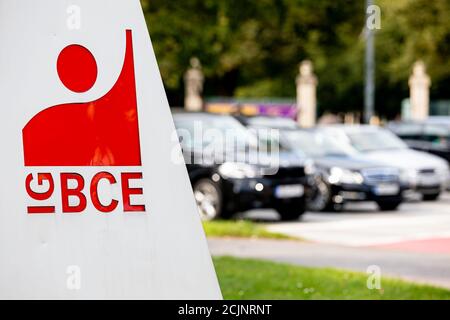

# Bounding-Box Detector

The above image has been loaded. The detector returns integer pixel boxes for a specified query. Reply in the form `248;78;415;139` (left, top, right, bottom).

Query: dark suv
237;116;405;211
173;112;309;221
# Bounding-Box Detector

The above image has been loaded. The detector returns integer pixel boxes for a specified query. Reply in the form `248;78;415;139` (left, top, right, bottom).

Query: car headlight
436;166;450;184
400;168;418;185
436;166;450;177
328;167;364;185
218;163;262;179
304;159;316;175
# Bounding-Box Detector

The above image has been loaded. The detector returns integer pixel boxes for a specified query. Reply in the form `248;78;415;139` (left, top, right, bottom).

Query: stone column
409;61;431;121
184;57;204;112
296;60;318;127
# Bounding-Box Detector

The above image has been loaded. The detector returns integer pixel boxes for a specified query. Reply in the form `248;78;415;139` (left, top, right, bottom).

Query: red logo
23;30;146;214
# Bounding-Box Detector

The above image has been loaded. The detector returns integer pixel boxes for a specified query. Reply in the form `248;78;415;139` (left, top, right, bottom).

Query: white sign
0;0;221;299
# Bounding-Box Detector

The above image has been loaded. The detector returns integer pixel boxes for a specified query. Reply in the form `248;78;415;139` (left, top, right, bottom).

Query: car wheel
306;175;333;212
193;179;225;221
276;201;305;221
377;200;402;211
422;192;440;201
323;202;344;213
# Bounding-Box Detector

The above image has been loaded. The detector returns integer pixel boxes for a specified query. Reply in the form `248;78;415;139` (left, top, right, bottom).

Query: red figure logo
23;30;145;214
23;30;142;166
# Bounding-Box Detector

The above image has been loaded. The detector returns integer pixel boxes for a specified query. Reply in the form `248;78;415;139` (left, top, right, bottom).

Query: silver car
318;125;450;201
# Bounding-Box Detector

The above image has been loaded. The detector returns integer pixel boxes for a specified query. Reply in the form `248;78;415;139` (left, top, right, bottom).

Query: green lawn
213;256;450;300
203;220;295;240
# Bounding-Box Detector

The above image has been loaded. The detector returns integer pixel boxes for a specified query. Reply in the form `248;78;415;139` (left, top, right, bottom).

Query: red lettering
90;172;119;213
26;173;55;214
121;172;145;212
25;171;145;214
61;173;87;213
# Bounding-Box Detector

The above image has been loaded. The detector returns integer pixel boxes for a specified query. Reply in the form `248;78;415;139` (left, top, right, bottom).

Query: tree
141;0;450;119
377;0;450;118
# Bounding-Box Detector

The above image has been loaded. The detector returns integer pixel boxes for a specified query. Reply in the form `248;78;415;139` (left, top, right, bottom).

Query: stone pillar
409;61;431;121
296;60;318;127
184;57;204;112
344;113;355;124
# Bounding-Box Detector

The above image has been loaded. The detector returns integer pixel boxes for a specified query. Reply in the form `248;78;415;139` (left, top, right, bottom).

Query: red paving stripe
373;238;450;254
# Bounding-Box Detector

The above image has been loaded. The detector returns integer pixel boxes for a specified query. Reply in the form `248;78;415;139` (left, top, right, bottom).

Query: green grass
213;256;450;300
203;220;295;240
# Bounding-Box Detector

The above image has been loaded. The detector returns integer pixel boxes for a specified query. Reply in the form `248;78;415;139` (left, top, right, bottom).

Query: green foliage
377;0;450;117
214;256;450;300
203;220;295;240
142;0;450;118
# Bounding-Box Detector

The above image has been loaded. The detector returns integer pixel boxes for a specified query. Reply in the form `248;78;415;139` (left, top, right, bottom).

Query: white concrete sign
0;0;221;299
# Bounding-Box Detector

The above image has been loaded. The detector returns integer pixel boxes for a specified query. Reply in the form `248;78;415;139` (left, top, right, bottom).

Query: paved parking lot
248;193;450;249
209;193;450;289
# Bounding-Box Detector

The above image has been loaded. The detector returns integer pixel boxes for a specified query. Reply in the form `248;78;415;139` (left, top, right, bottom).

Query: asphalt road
266;194;450;247
208;193;450;289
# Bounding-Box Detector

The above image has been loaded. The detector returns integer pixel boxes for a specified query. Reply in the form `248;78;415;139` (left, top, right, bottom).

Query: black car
388;118;450;163
173;113;309;221
237;116;406;211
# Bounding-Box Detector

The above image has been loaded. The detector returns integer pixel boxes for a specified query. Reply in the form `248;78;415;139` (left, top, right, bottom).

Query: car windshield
175;115;259;151
388;123;423;136
246;125;289;152
347;129;408;152
247;117;298;130
282;130;353;157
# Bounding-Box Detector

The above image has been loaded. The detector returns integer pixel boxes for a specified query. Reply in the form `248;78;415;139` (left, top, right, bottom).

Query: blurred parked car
173;113;309;221
318;125;450;201
237;116;405;211
387;117;450;163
